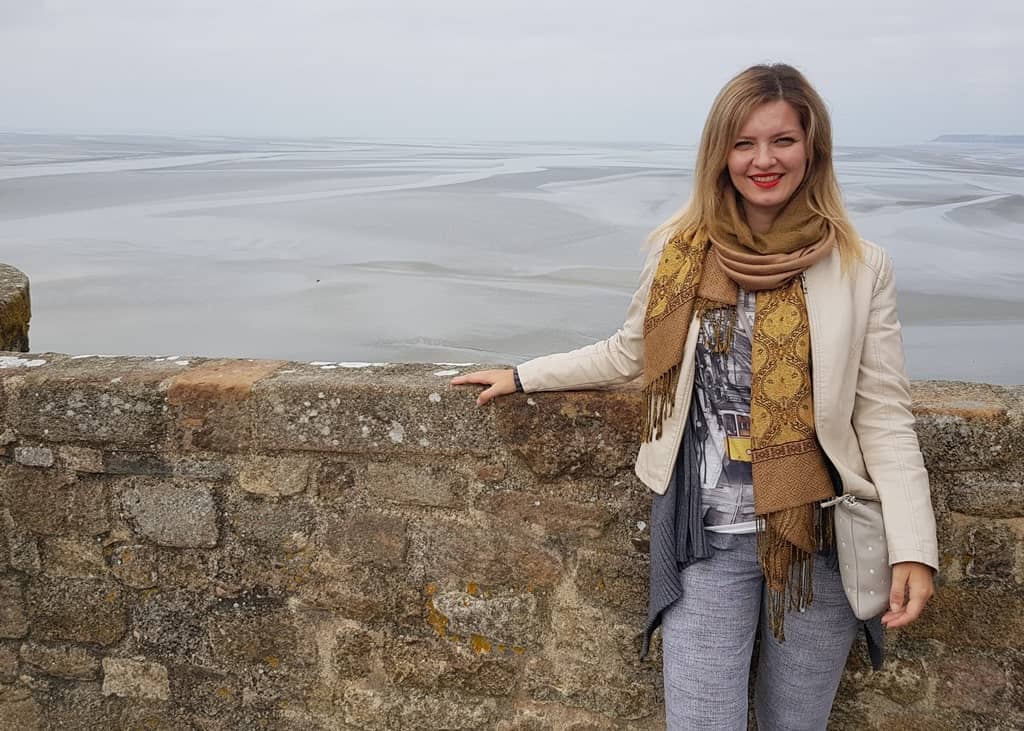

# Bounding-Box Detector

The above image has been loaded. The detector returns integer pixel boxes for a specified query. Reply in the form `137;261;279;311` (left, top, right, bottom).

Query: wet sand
1;133;1021;384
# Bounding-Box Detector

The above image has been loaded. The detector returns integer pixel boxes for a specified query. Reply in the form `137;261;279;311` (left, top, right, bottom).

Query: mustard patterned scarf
642;188;838;639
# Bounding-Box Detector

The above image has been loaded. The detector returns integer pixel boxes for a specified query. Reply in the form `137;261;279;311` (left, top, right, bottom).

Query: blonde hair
651;63;861;268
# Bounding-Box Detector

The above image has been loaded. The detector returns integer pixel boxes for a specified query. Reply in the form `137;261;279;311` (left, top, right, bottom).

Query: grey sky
2;1;1021;145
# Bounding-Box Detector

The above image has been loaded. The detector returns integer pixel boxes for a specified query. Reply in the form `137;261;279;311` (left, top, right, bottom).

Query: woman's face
726;100;808;232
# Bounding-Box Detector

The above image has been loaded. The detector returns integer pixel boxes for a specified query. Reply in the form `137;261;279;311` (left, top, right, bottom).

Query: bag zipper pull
819;494;858;508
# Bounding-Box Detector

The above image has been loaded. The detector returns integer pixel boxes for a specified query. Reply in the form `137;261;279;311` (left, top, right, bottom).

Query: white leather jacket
517;238;939;570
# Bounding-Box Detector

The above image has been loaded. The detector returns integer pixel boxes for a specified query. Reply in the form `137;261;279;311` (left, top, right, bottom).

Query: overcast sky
1;1;1021;145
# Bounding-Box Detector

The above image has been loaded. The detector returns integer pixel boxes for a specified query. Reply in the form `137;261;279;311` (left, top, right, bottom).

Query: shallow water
1;132;1021;384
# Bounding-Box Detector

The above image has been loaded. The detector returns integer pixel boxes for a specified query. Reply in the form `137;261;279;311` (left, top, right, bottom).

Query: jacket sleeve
853;251;939;571
515;239;665;392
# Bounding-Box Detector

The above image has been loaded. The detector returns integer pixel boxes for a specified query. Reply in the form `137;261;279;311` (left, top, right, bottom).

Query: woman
451;64;937;730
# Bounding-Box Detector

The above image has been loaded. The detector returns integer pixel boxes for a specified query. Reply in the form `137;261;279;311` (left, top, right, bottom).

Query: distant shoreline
932;134;1024;145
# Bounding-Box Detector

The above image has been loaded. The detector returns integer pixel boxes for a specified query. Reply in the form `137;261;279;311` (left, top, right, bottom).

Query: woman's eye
775;137;796;145
734;140;753;149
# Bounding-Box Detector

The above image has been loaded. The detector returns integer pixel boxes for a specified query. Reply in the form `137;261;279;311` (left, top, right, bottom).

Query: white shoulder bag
822;493;891;620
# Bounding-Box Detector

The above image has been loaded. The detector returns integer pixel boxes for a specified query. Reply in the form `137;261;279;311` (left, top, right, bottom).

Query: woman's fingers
450;370;499;386
881;562;934;629
449;369;516;406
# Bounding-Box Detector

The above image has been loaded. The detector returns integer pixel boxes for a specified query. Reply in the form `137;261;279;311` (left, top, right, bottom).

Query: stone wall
0;265;31;352
0;352;1021;730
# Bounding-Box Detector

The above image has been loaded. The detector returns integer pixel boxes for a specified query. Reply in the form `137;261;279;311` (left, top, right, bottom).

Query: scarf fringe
640;364;680;442
756;502;835;642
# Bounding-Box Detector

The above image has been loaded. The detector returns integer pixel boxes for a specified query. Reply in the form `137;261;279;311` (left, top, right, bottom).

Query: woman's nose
753;144;776;169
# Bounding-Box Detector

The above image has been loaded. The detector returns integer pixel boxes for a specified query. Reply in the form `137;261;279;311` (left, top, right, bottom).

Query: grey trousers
661;532;859;730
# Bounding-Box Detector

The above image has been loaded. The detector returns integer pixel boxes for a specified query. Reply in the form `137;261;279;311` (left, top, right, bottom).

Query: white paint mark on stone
527;398;537;406
331;439;339;446
637;521;647;531
174;360;189;366
360;425;370;437
317;392;325;399
0;356;46;369
433;369;459;377
428;392;442;403
110;377;123;384
419;424;428;432
419;438;430;447
388;421;405;443
533;500;541;507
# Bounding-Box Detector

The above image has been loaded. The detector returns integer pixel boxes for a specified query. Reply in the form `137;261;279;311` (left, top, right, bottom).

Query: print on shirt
694;290;757;530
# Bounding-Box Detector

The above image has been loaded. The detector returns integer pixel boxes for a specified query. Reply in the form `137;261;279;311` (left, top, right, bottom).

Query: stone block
58;445;104;473
102;451;172;476
320;510;407;567
0;644;16;683
172;457;235;481
132;590;213;663
166;359;286;452
19;641;100;680
915;412;1014;472
26;577;126;646
238;455;310;497
574;548;648;616
934;650;1011;714
252;368;501;456
0;579;28;639
0;684;42;730
207;607;314;673
335;685;502;731
364;459;465;507
101;657;170;701
1;508;40;574
943;474;1024;518
477;492;613;539
39;536;107;578
109;543;159;589
13;447;54;468
332;625;376;680
495;389;640;478
1;467;108;536
903;585;1024;649
313;458;358;501
4;358;174;447
294;563;420;627
961;522;1018;583
121;479;218;547
226;496;315;553
213;540;315;598
431;590;541;647
412;516;563;589
0;510;8;572
38;681;120;730
381;634;521;698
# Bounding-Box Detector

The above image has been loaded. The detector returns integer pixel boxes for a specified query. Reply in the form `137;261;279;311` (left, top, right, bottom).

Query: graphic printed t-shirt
694;289;758;534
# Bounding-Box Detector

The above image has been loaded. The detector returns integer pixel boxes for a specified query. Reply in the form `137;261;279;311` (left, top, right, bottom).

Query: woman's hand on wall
450;369;517;406
881;561;935;629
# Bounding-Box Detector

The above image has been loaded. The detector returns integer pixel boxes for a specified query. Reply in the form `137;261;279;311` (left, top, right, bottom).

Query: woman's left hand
881;561;935;629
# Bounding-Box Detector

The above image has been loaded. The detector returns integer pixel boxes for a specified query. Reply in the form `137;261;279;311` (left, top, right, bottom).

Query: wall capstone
0;264;30;352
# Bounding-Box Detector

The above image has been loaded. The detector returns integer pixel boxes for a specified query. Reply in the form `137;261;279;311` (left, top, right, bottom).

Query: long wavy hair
651;63;861;268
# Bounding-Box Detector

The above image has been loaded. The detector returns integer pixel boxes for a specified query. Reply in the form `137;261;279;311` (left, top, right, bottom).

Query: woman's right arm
451;238;666;404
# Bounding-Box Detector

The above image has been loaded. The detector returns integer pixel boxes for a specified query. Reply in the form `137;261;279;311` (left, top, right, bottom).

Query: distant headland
932;134;1024;144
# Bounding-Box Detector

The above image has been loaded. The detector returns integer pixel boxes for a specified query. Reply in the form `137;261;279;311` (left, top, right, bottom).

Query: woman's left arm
852;249;939;627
